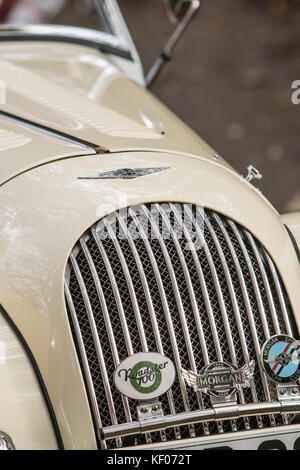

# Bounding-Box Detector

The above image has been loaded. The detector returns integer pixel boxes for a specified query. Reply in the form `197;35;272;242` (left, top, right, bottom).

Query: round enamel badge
261;335;300;384
114;352;176;401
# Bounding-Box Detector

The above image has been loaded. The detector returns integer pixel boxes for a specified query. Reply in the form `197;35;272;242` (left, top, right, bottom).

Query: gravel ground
56;0;300;214
121;0;300;214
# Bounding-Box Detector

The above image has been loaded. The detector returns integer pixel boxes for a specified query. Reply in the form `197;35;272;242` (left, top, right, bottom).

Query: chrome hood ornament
78;167;169;180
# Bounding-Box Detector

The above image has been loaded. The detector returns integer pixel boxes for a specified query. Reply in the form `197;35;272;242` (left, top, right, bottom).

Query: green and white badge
114;352;176;400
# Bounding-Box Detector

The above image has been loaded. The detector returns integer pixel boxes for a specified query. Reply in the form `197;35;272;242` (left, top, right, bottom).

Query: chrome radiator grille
64;203;296;448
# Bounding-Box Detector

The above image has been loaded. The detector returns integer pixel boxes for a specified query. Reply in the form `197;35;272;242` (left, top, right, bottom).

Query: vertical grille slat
213;214;272;407
79;237;132;424
115;211;178;424
229;221;271;340
186;206;237;366
155;203;210;435
266;253;293;336
171;204;223;362
244;232;281;335
64;203;297;447
204;214;256;430
166;205;210;365
102;217;149;352
69;252;119;430
142;203;204;438
227;220;277;425
205;214;250;365
144;204;197;373
128;205;192;420
91;227;134;356
64;280;104;440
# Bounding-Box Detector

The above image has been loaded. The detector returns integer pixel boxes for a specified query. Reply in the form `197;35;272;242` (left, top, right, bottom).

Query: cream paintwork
0;116;95;185
0;40;299;449
0;312;57;449
0;150;299;449
0;41;145;93
281;212;300;250
0;42;233;168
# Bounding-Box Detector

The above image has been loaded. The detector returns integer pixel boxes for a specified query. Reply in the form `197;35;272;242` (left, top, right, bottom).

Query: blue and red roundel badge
261;335;300;384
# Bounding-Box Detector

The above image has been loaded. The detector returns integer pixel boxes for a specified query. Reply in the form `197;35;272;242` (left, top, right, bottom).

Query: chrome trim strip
102;400;300;440
0;110;101;151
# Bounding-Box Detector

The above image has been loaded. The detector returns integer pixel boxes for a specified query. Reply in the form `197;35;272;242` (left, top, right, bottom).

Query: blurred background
0;0;299;213
123;0;300;215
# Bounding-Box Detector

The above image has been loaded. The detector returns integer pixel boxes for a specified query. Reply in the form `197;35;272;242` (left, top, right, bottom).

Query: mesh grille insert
64;203;296;448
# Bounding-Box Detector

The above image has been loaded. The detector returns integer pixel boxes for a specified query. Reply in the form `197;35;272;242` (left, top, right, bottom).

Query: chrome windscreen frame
0;0;142;64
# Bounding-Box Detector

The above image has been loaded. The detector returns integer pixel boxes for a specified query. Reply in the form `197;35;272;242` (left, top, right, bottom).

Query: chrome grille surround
64;203;298;448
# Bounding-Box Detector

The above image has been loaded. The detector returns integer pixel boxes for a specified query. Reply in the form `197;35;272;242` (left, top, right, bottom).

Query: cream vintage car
0;0;299;451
